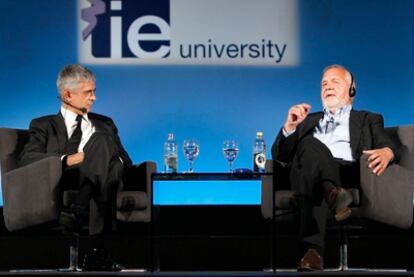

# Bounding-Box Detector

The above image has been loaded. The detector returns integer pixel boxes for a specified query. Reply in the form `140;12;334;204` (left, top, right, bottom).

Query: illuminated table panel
152;172;271;205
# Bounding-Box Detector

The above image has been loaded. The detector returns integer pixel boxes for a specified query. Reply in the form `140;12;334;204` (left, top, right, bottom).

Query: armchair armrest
116;161;156;223
358;154;414;229
261;160;290;219
2;156;62;231
261;160;274;219
123;161;157;194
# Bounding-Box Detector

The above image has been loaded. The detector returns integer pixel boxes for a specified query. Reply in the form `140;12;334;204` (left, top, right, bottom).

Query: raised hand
283;103;311;132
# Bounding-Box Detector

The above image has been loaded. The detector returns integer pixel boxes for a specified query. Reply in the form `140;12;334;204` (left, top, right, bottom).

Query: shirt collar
323;104;352;118
60;106;90;124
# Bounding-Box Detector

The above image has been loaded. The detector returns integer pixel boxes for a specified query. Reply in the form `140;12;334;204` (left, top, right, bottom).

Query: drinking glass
223;140;239;173
183;139;200;173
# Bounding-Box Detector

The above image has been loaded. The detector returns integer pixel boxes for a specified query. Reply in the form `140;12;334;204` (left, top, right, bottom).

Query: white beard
323;97;344;111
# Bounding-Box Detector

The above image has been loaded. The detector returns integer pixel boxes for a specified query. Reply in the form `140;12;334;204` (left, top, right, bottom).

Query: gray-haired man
20;64;132;270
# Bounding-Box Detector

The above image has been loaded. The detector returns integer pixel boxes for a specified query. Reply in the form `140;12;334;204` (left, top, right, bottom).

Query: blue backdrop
1;0;413;206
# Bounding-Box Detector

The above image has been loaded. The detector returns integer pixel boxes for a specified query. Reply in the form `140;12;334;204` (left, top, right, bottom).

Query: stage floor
2;270;414;277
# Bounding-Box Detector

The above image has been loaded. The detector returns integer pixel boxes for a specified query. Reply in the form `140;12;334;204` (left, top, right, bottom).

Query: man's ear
62;89;71;101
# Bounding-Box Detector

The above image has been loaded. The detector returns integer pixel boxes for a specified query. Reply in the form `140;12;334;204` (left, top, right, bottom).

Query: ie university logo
79;0;170;61
79;0;298;65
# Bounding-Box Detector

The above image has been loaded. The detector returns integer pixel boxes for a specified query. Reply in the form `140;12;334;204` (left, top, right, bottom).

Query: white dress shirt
60;106;95;152
313;105;354;161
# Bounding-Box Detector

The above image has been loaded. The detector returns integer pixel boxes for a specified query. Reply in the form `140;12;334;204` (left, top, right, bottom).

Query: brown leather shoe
298;248;324;271
327;187;353;221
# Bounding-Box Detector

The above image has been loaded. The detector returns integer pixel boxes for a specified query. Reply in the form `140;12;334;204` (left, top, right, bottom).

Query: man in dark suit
271;64;400;271
19;64;132;270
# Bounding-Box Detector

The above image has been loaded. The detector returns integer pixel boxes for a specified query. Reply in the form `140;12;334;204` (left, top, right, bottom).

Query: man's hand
283;103;311;132
363;147;394;176
66;152;85;167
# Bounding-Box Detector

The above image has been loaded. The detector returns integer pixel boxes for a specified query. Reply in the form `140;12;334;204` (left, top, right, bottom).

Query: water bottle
253;131;266;172
164;133;178;173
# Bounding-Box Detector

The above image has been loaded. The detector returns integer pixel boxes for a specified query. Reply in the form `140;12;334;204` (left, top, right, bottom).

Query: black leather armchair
262;125;414;271
0;127;156;270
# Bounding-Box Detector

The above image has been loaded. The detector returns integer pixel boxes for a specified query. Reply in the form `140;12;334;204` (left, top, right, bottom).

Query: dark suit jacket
272;109;400;164
19;112;133;169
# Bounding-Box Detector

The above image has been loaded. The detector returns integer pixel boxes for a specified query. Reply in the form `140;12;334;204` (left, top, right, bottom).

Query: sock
321;180;336;201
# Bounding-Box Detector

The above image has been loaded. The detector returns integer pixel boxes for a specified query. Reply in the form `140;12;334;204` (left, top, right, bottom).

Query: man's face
65;80;96;113
321;68;353;111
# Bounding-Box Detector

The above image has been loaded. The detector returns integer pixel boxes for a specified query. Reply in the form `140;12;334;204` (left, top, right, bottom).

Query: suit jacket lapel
300;112;323;138
89;115;105;133
52;112;69;152
349;110;364;158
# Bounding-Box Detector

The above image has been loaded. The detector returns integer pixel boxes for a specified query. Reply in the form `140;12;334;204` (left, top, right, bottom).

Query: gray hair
56;64;95;95
322;64;356;90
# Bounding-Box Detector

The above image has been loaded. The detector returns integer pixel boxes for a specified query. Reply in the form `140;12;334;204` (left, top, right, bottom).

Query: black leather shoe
327;187;353;221
298;248;324;271
82;248;125;271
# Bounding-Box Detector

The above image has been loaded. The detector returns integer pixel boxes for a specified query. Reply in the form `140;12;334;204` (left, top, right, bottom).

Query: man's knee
297;136;333;159
290;136;340;192
89;132;114;146
84;132;117;156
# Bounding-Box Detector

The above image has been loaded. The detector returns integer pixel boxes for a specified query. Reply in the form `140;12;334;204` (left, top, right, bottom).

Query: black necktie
65;115;83;154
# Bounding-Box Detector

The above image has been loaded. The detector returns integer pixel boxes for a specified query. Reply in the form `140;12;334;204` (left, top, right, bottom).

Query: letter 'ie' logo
80;0;170;59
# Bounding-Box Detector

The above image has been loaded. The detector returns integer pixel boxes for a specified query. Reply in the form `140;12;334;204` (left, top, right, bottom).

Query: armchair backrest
0;128;29;177
357;125;414;228
386;125;414;170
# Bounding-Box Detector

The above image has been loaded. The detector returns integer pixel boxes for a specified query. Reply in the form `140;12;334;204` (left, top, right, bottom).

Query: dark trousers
289;136;359;252
60;132;124;235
